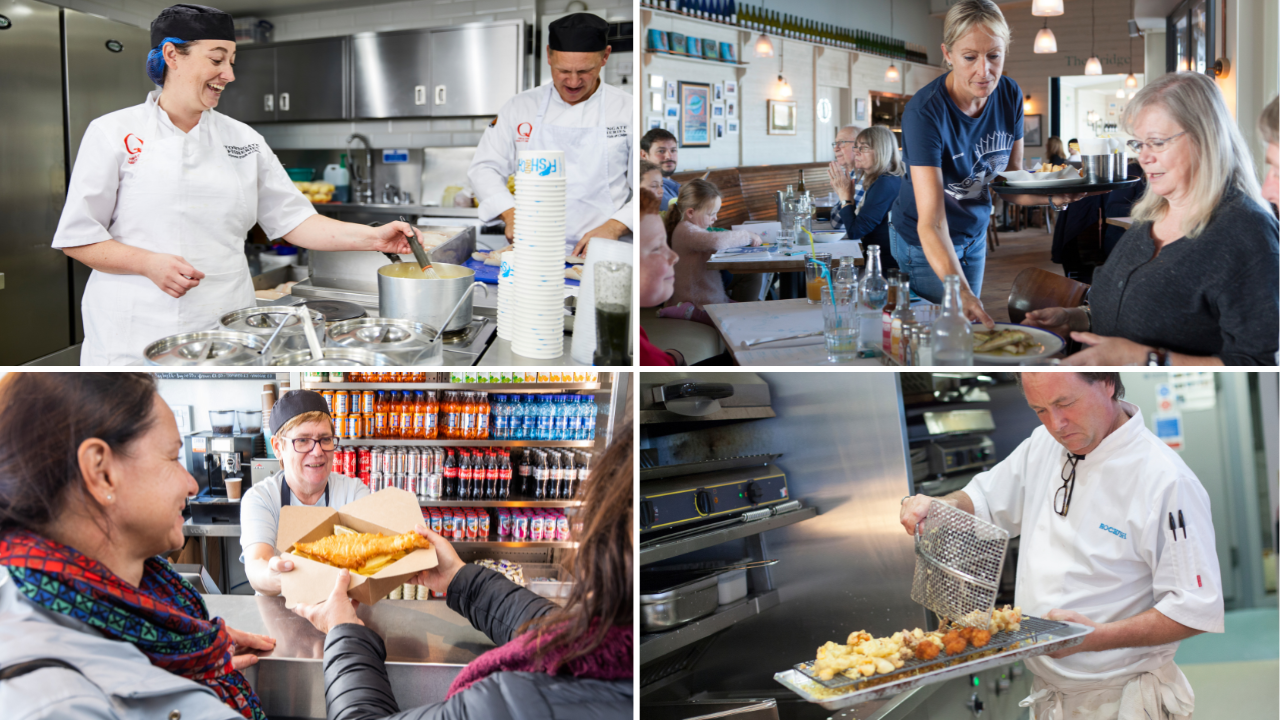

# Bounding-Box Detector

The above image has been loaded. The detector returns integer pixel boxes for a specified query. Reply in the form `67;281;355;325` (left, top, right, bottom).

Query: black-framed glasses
1055;453;1084;517
288;436;337;453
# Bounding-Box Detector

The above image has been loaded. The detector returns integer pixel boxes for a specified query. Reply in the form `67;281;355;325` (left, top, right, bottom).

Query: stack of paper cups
510;150;567;358
496;253;517;340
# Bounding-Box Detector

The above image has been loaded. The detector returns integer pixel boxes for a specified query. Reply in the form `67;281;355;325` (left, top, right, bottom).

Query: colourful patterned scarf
0;529;265;720
446;619;632;699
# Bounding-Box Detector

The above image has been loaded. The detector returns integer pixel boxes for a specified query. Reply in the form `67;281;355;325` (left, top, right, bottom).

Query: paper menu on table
733;221;782;244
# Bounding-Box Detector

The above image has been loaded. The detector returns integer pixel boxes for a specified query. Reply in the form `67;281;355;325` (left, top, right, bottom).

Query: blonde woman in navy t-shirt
890;0;1085;326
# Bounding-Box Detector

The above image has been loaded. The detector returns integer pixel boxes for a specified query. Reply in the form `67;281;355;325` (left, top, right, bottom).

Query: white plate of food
971;323;1064;364
811;231;848;243
997;165;1086;188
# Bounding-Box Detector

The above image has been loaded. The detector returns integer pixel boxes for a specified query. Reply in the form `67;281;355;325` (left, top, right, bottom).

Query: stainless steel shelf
640;589;780;664
640;506;818;565
345;439;595;447
420;500;581;508
304;382;606;392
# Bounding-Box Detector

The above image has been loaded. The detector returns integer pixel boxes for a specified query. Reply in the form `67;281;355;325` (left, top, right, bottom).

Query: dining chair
1006;267;1090;324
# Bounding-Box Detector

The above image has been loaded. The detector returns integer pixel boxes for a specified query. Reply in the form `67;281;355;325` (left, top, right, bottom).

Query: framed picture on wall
1024;114;1043;146
714;82;725;101
728;120;739;134
767;99;797;135
725;81;738;96
665;81;677;102
715;121;726;139
665;104;679;119
679;81;712;147
648;118;663;129
650;92;663;113
727;100;737;118
712;103;725;118
855;98;867;122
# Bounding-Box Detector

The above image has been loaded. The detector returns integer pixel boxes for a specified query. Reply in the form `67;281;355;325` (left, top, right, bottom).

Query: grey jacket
322;565;633;720
0;565;243;720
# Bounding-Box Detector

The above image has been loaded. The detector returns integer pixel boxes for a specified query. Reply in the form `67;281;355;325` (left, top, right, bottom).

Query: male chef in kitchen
900;372;1222;720
240;390;368;595
468;12;631;257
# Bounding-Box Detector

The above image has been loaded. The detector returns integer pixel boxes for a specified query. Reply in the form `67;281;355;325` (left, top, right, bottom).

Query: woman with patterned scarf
292;417;634;720
0;373;274;719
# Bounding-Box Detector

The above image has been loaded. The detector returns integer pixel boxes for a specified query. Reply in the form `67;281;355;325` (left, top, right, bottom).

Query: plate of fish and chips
971;323;1064;364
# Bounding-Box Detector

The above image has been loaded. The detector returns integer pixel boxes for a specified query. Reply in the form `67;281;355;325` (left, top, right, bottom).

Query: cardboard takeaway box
277;488;437;608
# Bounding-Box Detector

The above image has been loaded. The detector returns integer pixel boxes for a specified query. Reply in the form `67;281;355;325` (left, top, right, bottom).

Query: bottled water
857;245;888;353
584;397;597;440
933;274;974;365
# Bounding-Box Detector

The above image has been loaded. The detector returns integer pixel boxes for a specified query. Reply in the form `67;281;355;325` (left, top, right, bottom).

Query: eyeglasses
287;436;336;453
831;140;855;150
1125;131;1186;155
853;144;874;153
1055;453;1084;517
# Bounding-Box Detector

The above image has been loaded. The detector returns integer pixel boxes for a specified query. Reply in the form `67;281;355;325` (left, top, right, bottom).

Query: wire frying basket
910;500;1010;629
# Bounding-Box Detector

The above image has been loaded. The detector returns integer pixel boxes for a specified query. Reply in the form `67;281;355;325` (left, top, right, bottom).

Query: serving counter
206;594;492;720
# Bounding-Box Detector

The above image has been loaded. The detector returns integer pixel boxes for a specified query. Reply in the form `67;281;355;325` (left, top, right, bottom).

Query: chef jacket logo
606;125;627;139
225;144;260;159
123;133;143;164
516;122;533;143
518;157;561;177
945;131;1015;201
1099;523;1127;540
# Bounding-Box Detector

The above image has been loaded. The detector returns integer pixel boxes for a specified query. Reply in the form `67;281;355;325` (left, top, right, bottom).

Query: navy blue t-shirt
892;72;1023;247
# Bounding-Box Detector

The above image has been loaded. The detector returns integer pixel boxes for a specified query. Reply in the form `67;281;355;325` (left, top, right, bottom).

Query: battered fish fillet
293;531;431;572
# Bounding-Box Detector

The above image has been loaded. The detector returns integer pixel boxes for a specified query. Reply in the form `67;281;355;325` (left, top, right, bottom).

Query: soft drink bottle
561;451;577;498
443;448;457;498
548;451;562;498
476;392;490;440
425;390;439;439
398;391;414;439
458;449;472;500
518;448;533;497
533;450;548;499
387;391;402;438
374;390;389;438
499;450;512;498
485;450;498;498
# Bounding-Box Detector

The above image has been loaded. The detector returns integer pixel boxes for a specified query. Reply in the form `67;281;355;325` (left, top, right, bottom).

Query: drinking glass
804;253;833;304
592;261;632;366
821;284;858;363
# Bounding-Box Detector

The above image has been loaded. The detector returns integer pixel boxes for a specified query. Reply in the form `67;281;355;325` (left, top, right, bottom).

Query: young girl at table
657;179;762;325
639;187;685;365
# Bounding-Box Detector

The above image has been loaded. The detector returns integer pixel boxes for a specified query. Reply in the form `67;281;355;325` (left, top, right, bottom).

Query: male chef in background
468;12;632;257
900;372;1222;720
240;390;368;595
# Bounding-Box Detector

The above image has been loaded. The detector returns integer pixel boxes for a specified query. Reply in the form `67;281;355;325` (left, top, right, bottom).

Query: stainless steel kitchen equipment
268;347;395;366
911;500;1010;629
641;373;776;424
639;457;791;532
144;331;271;366
378;265;487;333
326;317;444;365
912;435;996;481
351;21;524;119
216;37;349;123
219;307;326;353
292;225;474;296
642;560;781;631
775;616;1092;709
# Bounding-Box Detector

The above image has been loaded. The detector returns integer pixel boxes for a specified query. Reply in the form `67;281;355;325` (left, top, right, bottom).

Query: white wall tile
410;132;456;145
435;1;477;18
477;0;519;13
451;131;483;145
432;118;472;131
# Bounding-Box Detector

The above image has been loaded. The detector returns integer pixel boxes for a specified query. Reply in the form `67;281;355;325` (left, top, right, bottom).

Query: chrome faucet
382;183;402;204
344;133;374;204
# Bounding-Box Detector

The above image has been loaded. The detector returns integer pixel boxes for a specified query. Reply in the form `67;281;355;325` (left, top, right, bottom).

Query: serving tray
991;176;1141;196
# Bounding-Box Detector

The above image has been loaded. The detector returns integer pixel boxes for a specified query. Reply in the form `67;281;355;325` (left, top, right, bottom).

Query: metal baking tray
773;616;1092;710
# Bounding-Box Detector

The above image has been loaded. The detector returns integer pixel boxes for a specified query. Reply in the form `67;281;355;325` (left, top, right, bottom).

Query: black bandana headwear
547;13;609;52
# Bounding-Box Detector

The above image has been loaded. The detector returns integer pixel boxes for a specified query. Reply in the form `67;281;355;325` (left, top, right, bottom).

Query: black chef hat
269;390;332;436
150;4;235;48
548;13;609;52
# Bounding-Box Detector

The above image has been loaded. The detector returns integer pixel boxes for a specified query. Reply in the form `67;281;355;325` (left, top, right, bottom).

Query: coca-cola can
371;447;384;476
342;448;357;477
425;472;442;500
358;446;372;476
370;470;384;492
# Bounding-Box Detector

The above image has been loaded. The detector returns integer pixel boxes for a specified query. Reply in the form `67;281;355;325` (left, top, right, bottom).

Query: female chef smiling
51;4;416;365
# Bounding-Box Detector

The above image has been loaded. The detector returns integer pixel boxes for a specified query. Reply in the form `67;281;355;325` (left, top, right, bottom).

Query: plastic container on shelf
524;563;573;599
718;569;748;605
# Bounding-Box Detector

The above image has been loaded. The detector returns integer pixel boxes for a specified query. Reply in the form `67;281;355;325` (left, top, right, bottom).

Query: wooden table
1105;216;1133;230
702;298;882;365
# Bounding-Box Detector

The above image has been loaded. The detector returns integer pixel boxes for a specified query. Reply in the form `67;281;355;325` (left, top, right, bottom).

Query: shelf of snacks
453;540;579;549
420;500;582;508
347;439;595;448
305;383;605;392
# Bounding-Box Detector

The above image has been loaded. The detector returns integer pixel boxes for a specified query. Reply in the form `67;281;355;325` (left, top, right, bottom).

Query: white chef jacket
52;90;315;363
963;401;1224;688
468;81;633;232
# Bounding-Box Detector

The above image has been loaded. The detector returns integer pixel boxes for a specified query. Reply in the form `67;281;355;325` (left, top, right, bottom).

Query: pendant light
1124;0;1139;88
1031;0;1063;16
1084;0;1102;75
884;0;899;83
1034;20;1058;54
777;40;791;97
754;1;775;58
1116;87;1125;98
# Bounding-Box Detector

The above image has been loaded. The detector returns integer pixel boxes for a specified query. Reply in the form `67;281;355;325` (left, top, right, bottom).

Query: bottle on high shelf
728;0;736;25
374;390;389;439
518;448;533;498
797;169;806;195
399;391;413;439
476;392;490;440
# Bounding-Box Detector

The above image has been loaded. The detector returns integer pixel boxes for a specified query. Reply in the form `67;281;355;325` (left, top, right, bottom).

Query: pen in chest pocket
1178;509;1187;539
1168;512;1178;542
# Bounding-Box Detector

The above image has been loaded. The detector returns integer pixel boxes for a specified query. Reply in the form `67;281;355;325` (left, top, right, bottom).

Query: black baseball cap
269;390;331;436
548;13;609;52
151;4;235;48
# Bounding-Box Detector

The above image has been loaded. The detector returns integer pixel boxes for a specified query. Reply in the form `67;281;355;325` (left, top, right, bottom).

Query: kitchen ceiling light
885;63;900;83
755;33;775;58
1031;0;1064;16
1034;23;1057;54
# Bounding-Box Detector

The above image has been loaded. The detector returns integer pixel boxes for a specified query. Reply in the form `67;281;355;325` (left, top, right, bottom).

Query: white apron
80;101;256;365
528;83;617;246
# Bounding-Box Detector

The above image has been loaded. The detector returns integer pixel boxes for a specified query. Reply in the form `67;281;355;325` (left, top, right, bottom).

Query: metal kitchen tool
775;615;1092;709
326;317;444;365
269;347;395;366
649;380;735;417
911;499;1009;630
220;307;325;356
378;265;487;332
301;299;366;325
144;331;271;365
400;214;432;271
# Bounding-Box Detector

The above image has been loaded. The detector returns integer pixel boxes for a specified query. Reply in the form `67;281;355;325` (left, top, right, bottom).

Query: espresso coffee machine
185;431;256;523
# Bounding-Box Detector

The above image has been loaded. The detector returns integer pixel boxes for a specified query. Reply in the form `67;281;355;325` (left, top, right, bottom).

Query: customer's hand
961;286;995;330
1062;333;1150;366
409;525;465;594
291;569;363;634
827;161;853;203
225;625;276;670
144;253;204;299
1021;307;1073;338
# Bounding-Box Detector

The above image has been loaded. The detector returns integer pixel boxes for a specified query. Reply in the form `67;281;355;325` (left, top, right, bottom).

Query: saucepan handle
434;282;487;343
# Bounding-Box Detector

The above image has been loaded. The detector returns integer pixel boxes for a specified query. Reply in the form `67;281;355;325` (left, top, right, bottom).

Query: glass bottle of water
857;245;887;354
932;274;973;365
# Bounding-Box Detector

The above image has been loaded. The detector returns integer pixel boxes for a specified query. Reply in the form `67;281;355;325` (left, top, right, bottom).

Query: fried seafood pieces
293;531;432;574
810;606;1022;682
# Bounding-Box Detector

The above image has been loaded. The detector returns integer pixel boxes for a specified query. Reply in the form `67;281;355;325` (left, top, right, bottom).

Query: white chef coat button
168;711;181;720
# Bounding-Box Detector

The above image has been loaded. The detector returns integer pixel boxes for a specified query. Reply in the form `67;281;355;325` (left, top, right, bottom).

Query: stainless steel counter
477;338;593;367
206;594;493;719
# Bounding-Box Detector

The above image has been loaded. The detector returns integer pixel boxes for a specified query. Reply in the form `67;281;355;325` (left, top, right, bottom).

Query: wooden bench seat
670;162;834;228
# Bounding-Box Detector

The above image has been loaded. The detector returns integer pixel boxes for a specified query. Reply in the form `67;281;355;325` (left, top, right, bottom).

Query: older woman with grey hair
827;126;904;269
1024;72;1278;365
